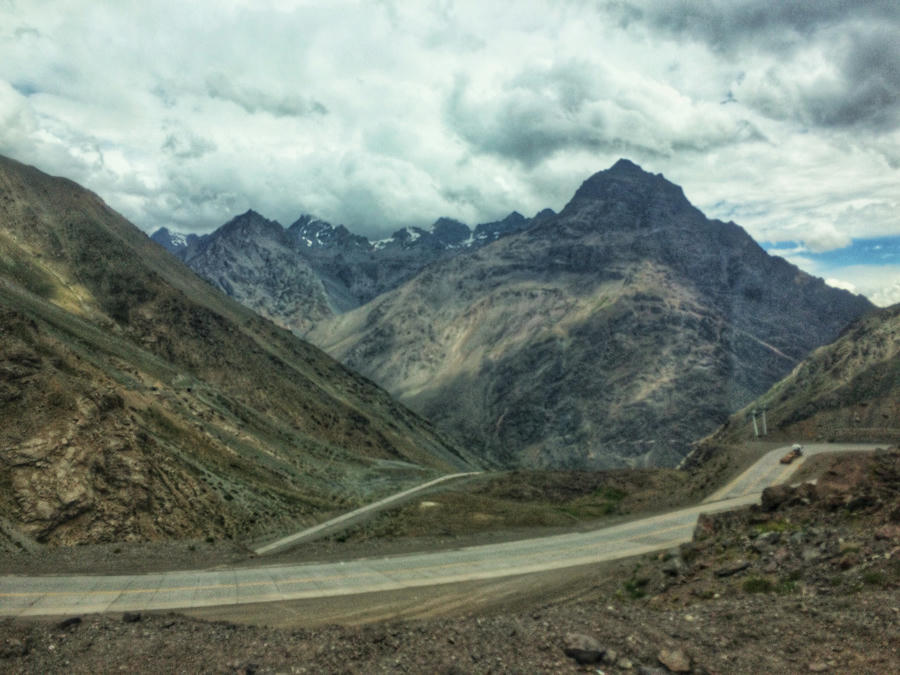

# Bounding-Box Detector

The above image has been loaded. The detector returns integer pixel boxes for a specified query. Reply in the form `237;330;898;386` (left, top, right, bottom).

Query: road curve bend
0;444;883;618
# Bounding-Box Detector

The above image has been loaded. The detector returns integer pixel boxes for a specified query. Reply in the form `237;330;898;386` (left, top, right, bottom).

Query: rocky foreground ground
2;450;898;674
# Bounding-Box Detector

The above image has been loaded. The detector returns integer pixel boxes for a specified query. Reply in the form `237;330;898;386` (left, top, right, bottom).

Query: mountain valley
685;302;900;474
2;153;898;675
155;160;875;470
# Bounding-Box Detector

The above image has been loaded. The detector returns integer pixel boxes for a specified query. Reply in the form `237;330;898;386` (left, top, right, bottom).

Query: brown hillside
0;155;472;547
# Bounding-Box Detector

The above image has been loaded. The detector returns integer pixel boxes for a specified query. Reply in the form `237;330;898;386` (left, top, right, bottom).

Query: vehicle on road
780;444;803;464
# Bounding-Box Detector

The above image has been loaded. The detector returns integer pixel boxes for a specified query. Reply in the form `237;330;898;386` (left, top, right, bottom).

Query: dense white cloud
825;266;900;308
1;0;899;303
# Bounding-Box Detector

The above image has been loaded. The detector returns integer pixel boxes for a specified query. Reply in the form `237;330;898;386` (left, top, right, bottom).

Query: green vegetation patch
623;575;650;599
742;577;775;594
861;570;888;587
752;518;798;535
775;579;799;595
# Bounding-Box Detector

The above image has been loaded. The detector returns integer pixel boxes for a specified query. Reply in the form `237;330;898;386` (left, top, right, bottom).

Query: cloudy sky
1;1;899;305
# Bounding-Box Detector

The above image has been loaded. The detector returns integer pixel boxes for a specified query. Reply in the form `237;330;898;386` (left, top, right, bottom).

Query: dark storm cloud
809;26;900;130
445;71;612;167
612;1;900;132
616;0;900;52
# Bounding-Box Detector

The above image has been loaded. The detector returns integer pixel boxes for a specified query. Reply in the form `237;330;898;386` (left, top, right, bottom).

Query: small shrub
623;576;650;599
594;486;626;502
862;571;887;587
776;580;798;595
743;577;774;594
786;568;804;582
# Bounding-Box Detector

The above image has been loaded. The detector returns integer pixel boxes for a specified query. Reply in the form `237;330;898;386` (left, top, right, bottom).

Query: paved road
254;472;482;555
702;443;879;503
0;443;882;618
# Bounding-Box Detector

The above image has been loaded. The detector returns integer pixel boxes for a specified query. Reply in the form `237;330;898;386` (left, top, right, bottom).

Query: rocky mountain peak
287;215;369;250
430;217;471;247
149;227;200;255
473;211;529;244
566;159;692;219
217;209;285;241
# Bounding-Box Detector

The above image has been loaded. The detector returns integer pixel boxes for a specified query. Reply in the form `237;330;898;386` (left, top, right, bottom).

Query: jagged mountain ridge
152;208;551;330
0;154;472;546
310;159;874;469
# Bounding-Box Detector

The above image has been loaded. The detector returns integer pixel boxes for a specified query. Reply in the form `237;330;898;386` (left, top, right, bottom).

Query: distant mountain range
152;208;554;332
153;159;875;469
0;154;472;547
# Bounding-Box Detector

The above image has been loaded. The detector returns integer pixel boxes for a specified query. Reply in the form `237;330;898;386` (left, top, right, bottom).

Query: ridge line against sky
1;1;898;305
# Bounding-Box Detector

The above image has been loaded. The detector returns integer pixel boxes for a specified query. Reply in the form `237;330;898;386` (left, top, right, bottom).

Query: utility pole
761;406;769;436
749;409;759;438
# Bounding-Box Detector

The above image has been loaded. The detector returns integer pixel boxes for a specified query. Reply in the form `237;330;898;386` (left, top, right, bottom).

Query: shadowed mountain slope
310;160;874;469
0;155;472;547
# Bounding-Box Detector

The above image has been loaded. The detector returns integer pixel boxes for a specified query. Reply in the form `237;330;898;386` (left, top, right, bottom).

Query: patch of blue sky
761;235;900;267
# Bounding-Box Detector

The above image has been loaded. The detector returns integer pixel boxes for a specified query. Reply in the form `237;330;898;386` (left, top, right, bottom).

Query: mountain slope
685;303;899;467
0;154;472;546
309;160;874;469
183;210;334;333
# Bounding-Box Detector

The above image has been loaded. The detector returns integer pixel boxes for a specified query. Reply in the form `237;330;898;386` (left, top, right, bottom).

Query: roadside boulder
662;554;687;577
761;485;794;512
657;647;692;672
715;560;750;577
562;632;605;664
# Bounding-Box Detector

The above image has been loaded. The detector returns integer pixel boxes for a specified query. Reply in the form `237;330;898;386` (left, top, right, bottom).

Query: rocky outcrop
183;210;334;333
641;448;900;607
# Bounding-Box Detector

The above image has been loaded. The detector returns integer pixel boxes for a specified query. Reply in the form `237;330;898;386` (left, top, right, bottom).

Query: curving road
0;443;881;618
254;471;482;555
702;442;879;503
